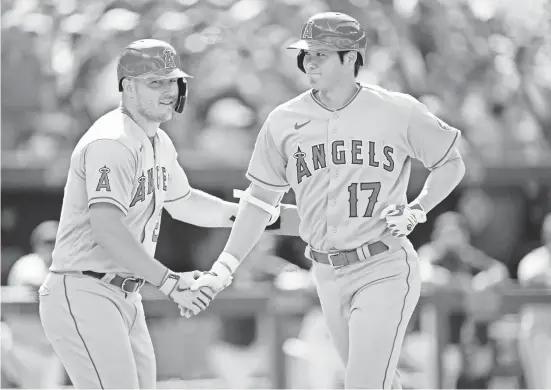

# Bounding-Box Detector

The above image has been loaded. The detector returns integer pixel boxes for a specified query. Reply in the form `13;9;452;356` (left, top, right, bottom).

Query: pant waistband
52;270;145;293
305;236;405;268
82;271;145;293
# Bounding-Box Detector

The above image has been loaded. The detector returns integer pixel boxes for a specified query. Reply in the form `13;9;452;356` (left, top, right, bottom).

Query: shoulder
77;109;141;156
8;254;47;285
519;247;550;267
156;128;177;152
518;246;550;280
359;83;421;110
267;90;313;122
12;253;44;268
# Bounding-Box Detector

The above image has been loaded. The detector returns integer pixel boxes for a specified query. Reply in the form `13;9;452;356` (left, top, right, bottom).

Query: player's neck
316;80;359;110
120;102;159;137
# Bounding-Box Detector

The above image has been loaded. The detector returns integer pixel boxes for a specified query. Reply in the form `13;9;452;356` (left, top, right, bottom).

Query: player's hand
189;271;233;295
189;252;239;295
380;203;426;237
158;271;214;317
177;286;215;318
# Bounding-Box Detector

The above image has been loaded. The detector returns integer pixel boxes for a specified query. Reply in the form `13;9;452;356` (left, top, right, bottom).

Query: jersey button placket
327;112;340;247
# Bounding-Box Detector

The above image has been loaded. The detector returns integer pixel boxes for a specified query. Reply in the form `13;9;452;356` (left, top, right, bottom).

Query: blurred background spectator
516;213;551;389
418;211;510;388
2;0;551;388
2;221;66;389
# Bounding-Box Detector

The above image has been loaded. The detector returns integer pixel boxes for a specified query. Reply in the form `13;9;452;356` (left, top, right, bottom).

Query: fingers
190;274;218;291
380;205;397;219
177;289;214;318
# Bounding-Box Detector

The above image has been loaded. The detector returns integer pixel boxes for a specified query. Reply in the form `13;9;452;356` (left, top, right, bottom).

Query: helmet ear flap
357;52;364;67
174;78;187;113
297;50;306;73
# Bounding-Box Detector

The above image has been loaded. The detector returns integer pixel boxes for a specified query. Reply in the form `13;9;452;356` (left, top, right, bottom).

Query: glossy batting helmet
287;12;367;73
117;39;192;113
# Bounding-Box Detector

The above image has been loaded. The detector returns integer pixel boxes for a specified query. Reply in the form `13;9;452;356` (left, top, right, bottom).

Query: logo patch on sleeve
96;166;112;192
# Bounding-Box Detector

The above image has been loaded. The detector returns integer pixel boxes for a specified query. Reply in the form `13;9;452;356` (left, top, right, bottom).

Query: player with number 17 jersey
247;84;460;253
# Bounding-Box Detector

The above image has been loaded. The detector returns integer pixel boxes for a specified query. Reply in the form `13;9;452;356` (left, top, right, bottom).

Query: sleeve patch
95;166;112;192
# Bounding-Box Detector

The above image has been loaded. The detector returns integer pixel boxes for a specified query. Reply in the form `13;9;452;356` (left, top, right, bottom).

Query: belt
308;240;389;267
82;271;145;293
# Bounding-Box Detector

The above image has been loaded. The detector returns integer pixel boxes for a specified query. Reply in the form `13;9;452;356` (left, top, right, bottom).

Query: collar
310;82;362;112
118;105;159;143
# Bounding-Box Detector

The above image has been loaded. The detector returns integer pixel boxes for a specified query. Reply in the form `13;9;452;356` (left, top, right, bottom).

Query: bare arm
223;183;283;261
165;187;301;236
89;203;168;287
165;189;238;228
411;149;466;213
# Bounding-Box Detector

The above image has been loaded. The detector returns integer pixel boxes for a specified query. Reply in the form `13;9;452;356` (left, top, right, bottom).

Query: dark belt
310;240;389;267
82;271;145;293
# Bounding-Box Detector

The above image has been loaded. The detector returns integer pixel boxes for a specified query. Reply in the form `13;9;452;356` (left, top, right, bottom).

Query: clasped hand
162;271;215;318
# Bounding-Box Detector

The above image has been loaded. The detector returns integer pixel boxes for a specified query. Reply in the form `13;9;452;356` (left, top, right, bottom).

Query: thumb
380;205;397;219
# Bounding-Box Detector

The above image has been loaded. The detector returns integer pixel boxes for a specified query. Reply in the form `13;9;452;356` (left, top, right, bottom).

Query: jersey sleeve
406;99;461;169
246;117;290;192
165;159;192;203
84;139;137;215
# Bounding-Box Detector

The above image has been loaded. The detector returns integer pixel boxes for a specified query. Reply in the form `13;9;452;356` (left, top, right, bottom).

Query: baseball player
38;39;299;389
189;13;466;389
517;213;551;389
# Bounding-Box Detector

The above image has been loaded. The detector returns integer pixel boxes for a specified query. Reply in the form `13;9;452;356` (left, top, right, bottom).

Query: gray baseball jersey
50;108;191;274
247;84;460;252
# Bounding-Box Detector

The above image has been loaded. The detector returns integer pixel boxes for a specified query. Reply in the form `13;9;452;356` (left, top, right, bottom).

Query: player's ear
121;78;133;93
347;51;357;65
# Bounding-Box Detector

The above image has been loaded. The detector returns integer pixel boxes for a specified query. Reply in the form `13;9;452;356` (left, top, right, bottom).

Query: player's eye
169;78;178;84
316;53;326;57
149;80;161;87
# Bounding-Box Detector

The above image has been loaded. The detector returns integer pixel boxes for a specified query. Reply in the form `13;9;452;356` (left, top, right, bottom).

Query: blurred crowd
2;0;551;182
2;0;551;388
2;212;551;389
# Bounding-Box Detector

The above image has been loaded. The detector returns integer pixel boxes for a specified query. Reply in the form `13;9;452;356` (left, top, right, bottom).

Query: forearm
412;156;465;213
165;189;238;228
223;202;272;261
92;219;168;286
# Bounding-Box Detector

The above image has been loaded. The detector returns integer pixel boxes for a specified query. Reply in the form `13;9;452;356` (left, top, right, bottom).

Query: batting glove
190;252;238;294
158;270;213;318
380;204;426;237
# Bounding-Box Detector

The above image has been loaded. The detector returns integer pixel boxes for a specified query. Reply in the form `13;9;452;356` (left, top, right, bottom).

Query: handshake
158;253;240;318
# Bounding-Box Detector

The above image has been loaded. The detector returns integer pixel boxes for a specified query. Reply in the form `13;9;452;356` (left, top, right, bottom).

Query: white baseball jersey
50;108;191;274
247;84;461;252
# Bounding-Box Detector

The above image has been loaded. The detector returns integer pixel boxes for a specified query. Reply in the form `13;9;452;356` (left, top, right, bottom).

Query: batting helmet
287;12;367;73
117;39;192;113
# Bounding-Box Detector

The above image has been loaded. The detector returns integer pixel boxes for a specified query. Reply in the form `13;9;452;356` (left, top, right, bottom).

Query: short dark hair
337;51;362;77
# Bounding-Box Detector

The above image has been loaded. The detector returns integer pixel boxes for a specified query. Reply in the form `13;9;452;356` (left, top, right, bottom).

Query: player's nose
304;59;317;71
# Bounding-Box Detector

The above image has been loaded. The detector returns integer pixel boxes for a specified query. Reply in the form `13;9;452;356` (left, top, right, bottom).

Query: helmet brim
287;39;338;52
136;67;193;80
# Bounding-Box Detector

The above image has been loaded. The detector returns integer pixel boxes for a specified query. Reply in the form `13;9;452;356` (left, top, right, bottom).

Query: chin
150;110;173;122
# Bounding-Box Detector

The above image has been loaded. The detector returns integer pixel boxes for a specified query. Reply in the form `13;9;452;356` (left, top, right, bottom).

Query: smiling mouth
160;101;174;106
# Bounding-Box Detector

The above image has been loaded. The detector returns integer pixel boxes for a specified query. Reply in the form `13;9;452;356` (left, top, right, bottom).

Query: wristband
211;252;240;280
159;271;179;296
